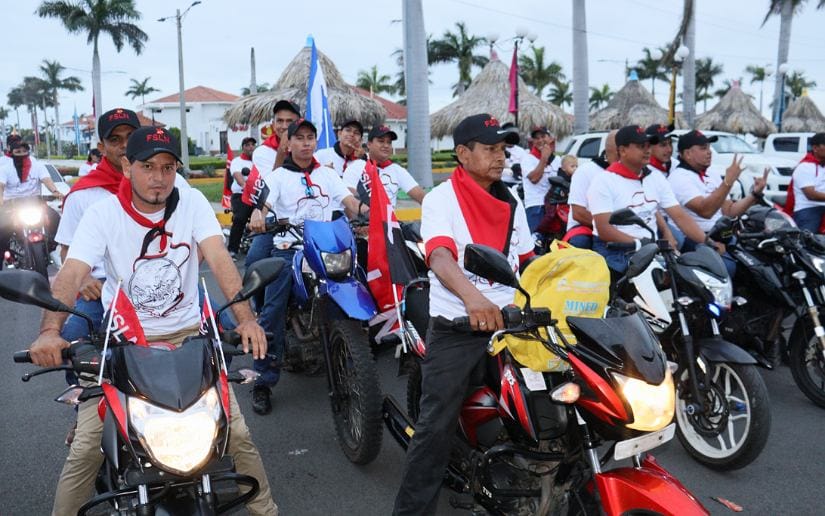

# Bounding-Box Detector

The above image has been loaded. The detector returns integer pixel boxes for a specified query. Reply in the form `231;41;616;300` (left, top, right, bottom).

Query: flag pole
99;279;122;384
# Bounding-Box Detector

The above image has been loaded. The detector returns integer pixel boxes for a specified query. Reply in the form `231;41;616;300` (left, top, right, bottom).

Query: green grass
191;181;224;203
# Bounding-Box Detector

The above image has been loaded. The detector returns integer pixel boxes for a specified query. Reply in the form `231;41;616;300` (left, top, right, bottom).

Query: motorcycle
534;175;571;253
384;243;708;516
707;205;825;408
6;258;284;515
609;208;771;470
3;197;53;278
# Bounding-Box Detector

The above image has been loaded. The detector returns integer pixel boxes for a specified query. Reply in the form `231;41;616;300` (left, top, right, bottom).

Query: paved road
1;267;824;515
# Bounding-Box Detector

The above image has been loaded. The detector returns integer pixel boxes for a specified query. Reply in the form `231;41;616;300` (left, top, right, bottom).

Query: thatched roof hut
782;94;825;133
696;84;775;137
429;58;571;139
590;76;679;130
224;46;386;127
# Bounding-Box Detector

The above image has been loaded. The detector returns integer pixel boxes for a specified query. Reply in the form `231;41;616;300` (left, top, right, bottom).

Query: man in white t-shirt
565;129;618;249
27;126;278;516
248;118;367;415
343;124;426;206
394;114;531;515
77;149;101;177
589;125;706;275
520;126;558;232
790;132;825;232
227;136;256;256
314;119;365;177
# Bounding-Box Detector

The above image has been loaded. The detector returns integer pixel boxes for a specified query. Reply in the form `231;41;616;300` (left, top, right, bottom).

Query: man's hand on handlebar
79;277;103;302
234;319;267;360
248;209;265;232
29;330;69;368
465;292;505;332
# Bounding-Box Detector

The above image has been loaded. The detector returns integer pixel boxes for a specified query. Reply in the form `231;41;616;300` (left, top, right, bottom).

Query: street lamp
159;0;202;172
510;28;536;128
486;32;499;57
774;62;790;130
667;45;690;125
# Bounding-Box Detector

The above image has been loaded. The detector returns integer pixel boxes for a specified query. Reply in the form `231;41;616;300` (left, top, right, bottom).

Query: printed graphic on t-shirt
296;184;331;221
129;241;191;317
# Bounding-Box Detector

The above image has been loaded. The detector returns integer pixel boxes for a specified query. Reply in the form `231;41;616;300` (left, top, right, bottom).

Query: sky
2;0;825;130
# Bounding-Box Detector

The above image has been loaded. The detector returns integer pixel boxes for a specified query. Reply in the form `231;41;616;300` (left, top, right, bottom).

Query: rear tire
328;319;383;464
789;322;825;408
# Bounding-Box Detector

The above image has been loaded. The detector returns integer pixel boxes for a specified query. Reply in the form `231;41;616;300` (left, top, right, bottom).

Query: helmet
739;205;797;234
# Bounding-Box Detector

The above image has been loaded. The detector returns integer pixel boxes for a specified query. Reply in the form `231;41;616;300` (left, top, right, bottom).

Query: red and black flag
240;165;270;210
106;287;148;347
221;146;234;209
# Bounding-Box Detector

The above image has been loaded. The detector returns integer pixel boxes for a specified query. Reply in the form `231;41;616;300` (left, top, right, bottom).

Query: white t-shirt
342;159;419;208
78;162;97;177
588;166;679;240
252;144;278;177
263;164;352;247
67;186;222;336
229;155;254;194
792;161;825;212
422;180;533;320
314;145;360;178
57;187;112;280
521;153;559;208
668;165;723;231
507;145;528;165
567;160;606;231
0;158;50;199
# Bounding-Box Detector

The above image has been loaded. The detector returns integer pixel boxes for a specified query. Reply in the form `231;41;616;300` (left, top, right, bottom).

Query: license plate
613;423;675;462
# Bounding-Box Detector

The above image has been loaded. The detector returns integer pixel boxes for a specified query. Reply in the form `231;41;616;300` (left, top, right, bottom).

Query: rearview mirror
609;208;647;228
626;243;658;279
0;270;71;312
463;244;516;287
237;257;286;302
708;216;735;244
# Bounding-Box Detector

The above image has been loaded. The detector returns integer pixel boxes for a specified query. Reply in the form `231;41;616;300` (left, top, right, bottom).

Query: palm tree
125;77;159;106
0;107;9;143
746;64;772;114
240;83;270;96
631;47;669;97
428;22;488;96
589;84;614;111
40;59;83;155
518;46;565;98
13;77;54;154
694;57;723;111
785;70;817;100
7;88;25;129
356;65;396;96
763;0;825;121
572;0;589;133
37;0;148;136
402;0;432;187
549;82;574;108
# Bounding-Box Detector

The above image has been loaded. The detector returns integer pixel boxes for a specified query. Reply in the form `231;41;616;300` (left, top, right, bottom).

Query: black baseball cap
530;126;553;138
126;127;181;162
273;99;301;117
368;124;397;141
677;130;719;152
341;119;364;135
98;108;140;140
645;124;673;144
615;125;652;147
453;113;520;147
287;118;317;139
811;132;825;147
241;137;257;146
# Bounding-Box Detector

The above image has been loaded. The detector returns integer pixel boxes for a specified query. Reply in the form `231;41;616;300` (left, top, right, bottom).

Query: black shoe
251;386;272;415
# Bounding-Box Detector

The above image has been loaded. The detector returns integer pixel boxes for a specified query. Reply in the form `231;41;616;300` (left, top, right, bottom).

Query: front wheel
675;362;771;470
23;240;49;278
789;322;825;408
328;319;383;464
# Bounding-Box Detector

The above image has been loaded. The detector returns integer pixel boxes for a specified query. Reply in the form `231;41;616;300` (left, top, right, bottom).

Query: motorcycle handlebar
13;347;72;363
450;306;554;332
221;330;275;347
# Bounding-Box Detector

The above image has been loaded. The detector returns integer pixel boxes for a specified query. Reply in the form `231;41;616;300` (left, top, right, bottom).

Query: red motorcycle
383;244;707;515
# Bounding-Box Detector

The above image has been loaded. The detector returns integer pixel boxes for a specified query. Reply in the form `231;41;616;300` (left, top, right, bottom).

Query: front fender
325;278;378;321
593;455;708;516
695;337;757;365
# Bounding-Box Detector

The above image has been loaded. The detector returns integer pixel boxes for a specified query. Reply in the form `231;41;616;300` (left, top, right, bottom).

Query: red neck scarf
262;133;280;150
116;180;179;252
530;146;541;159
649;156;670;174
606;161;644;181
13;156;32;182
785;153;825;215
241;152;252;160
65;157;123;206
451;166;515;253
371;157;393;169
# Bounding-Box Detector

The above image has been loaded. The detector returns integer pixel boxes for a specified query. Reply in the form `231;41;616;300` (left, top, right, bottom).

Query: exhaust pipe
382;396;414;450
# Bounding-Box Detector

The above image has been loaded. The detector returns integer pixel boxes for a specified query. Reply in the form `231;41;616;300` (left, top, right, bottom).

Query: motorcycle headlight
17;205;43;226
321;249;352;278
692;269;732;309
416;241;426;257
613;369;675;432
129;387;221;476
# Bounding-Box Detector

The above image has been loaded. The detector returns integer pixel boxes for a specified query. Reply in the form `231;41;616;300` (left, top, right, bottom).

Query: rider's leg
254;249;295;389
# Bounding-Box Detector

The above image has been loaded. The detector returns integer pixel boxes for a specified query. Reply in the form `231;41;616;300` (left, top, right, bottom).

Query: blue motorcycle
283;217;384;464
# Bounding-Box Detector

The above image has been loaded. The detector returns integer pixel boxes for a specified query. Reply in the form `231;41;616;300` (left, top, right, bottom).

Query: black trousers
228;193;254;253
393;317;489;515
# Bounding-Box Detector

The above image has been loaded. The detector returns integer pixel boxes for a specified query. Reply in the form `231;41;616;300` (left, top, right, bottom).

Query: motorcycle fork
317;297;342;405
795;277;825;358
675;309;707;415
574;408;605;508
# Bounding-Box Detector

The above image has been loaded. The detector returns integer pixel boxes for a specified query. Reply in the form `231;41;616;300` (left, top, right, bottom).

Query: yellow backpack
492;240;611;371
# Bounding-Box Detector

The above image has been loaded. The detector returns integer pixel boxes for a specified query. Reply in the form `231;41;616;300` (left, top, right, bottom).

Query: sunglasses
300;175;315;198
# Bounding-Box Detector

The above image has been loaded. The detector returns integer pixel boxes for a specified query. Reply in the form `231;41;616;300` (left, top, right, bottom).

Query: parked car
42;163;71;211
762;132;814;163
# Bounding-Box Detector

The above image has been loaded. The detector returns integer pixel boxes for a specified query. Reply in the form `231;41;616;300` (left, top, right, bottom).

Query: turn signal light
551;382;580;404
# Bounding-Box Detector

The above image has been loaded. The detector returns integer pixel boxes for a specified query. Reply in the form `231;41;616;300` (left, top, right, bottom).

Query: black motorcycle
708;205;825;408
3;197;53;278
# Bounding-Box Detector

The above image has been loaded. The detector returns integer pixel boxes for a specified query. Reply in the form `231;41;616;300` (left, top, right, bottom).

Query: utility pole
250;47;257;138
176;9;190;171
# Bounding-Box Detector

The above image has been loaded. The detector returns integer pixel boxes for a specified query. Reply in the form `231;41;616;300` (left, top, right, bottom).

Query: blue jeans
525;205;545;234
592;237;631;274
794;206;825;233
255;248;295;388
245;232;275;312
668;222;686;251
62;295;105;386
567;234;592;249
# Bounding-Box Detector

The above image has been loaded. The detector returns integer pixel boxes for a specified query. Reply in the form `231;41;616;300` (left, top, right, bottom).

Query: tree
694;57;723;110
11;77;54;155
125;77;159;106
356;65;396;96
240;83;270;96
631;47;669;97
518;46;565;98
428;22;488;96
785;70;817;100
746;64;772;114
589;84;614;111
40;59;83;155
402;0;432;187
7;88;25;128
549;82;573;108
763;0;825;121
37;0;148;140
572;0;589;132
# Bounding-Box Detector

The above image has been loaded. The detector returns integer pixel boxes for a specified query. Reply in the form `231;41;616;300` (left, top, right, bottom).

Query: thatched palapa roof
429;58;571;139
590;76;680;130
781;94;825;133
696;84;775;138
224;46;386;127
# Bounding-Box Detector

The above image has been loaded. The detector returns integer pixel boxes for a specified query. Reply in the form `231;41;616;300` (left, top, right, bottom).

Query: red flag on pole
508;47;519;114
221;146;234;209
107;288;148;347
241;165;269;209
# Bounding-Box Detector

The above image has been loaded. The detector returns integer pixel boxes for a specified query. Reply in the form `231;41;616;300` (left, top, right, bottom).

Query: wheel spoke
723;368;732;397
716;434;729;451
727;395;745;405
729;413;748;422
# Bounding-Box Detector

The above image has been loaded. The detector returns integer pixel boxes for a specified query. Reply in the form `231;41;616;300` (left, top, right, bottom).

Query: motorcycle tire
789;322;825;409
406;358;423;423
328;319;383;465
675;362;771;470
23;240;49;278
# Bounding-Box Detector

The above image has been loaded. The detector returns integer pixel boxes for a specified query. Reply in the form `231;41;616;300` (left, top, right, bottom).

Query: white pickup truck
762;132;813;163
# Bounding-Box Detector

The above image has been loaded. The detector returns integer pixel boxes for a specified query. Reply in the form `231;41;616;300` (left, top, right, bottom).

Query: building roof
149;85;239;104
62;113;165;129
353;87;407;120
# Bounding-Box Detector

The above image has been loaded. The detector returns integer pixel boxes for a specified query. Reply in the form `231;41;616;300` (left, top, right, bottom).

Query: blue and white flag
305;35;336;150
72;106;81;152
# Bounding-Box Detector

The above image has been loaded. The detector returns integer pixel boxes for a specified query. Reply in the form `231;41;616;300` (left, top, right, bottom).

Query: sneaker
251;386;272;415
65;420;77;447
